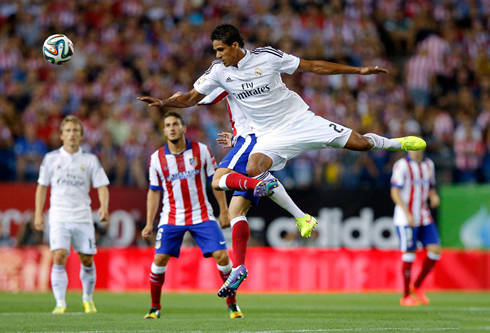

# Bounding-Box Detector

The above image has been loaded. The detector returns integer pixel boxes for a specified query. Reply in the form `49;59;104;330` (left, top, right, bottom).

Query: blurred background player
390;148;441;306
34;115;110;314
141;112;242;319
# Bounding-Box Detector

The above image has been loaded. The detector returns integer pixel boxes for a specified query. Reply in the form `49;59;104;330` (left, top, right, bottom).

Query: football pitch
1;292;489;332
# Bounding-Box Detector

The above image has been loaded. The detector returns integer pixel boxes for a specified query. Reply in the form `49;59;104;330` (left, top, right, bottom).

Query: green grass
0;292;489;332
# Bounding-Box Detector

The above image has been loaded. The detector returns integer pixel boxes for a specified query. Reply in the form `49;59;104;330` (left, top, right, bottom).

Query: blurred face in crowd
163;116;186;144
408;149;424;162
60;121;83;149
212;40;243;67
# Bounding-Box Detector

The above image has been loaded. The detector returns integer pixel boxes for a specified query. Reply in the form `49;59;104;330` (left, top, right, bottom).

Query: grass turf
0;292;489;332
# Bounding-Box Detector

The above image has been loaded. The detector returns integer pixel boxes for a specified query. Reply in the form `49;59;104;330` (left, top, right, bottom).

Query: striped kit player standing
390;149;442;306
141;112;243;319
34;115;110;314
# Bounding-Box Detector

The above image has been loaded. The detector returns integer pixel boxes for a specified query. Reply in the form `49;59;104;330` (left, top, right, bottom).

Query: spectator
14;123;47;182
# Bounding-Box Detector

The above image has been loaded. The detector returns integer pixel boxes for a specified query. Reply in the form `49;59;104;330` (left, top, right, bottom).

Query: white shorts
49;222;97;256
251;111;352;171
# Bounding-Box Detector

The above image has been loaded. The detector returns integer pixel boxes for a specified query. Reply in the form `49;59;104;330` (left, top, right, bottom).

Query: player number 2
329;124;344;133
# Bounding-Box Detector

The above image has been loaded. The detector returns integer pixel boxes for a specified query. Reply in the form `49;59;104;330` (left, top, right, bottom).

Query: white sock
80;264;96;302
263;173;305;219
364;133;401;150
51;264;68;307
217;261;233;274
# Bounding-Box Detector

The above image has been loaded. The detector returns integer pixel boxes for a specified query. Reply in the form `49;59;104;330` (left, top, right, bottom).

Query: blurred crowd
1;0;490;189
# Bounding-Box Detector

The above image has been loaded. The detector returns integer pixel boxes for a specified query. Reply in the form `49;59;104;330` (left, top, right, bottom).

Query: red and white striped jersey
391;156;436;227
149;140;217;226
405;54;437;90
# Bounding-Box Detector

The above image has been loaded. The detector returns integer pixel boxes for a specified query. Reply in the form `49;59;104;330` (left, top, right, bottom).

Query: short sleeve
193;61;221;95
91;156;110;188
263;47;300;74
198;88;228;105
149;153;163;190
391;160;406;188
203;145;217;178
37;155;51;186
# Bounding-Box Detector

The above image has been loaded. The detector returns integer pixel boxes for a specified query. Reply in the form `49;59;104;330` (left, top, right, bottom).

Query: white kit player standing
34;115;110;314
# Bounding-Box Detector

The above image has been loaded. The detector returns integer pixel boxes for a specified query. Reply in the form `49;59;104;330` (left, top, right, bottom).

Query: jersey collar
237;49;250;69
164;139;192;155
60;146;83;158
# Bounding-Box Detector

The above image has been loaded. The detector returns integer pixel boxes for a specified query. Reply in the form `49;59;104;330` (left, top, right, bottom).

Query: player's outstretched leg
363;133;426;152
253;178;279;197
296;214;318;238
218;265;248;298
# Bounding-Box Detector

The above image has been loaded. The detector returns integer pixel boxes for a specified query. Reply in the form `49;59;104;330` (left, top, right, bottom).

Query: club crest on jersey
155;241;161;249
80;164;86;172
189;157;198;168
254;67;263;76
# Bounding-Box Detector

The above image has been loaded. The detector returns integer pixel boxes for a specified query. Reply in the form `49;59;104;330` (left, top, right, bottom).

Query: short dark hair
163;111;185;126
210;24;244;48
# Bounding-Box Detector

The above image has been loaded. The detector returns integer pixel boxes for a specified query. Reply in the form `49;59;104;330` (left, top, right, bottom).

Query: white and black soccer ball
42;34;74;65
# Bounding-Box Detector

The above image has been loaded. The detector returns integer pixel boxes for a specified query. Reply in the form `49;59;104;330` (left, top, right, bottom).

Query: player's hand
430;194;440;209
142;224;153;239
360;66;389;75
217;132;233;148
405;212;415;227
34;213;45;231
137;96;163;107
98;207;109;223
219;211;231;229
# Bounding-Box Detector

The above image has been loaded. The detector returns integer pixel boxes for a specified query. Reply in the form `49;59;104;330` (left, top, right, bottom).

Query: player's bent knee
212;249;229;265
79;253;94;267
427;244;442;255
154;254;170;267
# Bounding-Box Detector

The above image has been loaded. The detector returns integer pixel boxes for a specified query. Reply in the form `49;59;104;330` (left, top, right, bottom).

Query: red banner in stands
0;247;488;292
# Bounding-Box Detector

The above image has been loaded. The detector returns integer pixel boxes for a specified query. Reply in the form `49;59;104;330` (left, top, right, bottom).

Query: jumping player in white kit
138;23;426;297
34;115;110;314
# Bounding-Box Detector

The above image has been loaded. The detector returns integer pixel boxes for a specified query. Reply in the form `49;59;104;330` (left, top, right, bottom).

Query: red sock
219;270;236;306
402;261;412;297
414;257;437;288
223;173;261;191
232;220;250;266
150;272;165;310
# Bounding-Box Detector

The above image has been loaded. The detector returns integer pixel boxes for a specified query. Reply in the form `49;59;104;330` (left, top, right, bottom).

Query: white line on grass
255;328;458;333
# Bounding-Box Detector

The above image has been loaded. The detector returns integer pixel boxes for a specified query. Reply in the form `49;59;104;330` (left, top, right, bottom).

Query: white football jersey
198;88;254;138
38;147;110;224
391;156;436;227
194;47;309;137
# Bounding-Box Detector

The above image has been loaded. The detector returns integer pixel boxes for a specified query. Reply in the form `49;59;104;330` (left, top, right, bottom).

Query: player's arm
390;187;414;227
428;188;440;209
34;184;48;231
142;189;161;239
97;186;109;223
297;59;389;76
213;188;230;229
137;88;206;108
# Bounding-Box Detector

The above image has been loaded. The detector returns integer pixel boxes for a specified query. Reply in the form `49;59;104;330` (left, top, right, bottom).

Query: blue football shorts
218;134;259;206
154;220;227;258
396;223;440;252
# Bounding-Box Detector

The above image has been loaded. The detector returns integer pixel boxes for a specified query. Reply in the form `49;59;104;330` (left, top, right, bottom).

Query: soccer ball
42;34;74;65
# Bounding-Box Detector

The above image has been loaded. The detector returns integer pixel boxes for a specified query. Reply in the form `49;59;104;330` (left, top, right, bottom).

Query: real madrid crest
80;164;86;171
254;67;263;76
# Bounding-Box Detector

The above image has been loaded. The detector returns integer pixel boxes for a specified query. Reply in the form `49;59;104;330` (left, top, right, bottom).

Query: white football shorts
49;222;97;255
251;110;352;171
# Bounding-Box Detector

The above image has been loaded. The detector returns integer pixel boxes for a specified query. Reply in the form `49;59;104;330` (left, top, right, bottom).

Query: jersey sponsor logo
166;169;201;182
189;157;198;168
254;67;263;76
56;173;86;187
233;82;271;100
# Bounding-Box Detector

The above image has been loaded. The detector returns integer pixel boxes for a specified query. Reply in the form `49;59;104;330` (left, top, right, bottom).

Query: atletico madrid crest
189;157;198;168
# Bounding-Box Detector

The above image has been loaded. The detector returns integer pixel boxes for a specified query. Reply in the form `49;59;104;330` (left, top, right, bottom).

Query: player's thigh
420;224;441;253
189;221;227;258
229;194;253;217
154;253;171;267
70;223;97;256
154;224;187;258
49;222;72;255
218;135;256;175
396;226;418;252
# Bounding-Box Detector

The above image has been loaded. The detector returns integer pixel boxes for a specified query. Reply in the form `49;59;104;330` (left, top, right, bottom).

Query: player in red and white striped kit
141;112;243;319
391;149;442;306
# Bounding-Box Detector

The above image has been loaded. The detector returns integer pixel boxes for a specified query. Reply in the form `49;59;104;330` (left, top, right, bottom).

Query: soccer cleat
253;178;279;197
411;286;430;305
296;214;318;238
83;300;97;313
218;265;248;298
400;295;420;306
52;305;66;314
387;136;426;151
228;303;244;319
144;306;161;319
